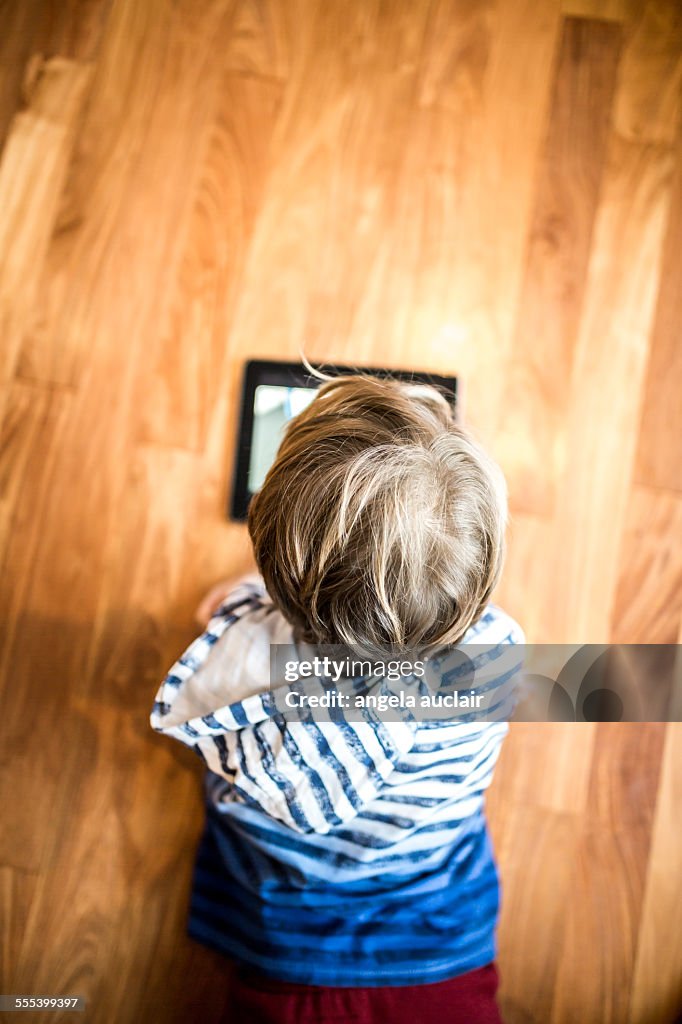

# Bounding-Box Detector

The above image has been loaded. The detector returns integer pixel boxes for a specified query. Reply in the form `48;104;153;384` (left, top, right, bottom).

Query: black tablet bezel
229;359;459;521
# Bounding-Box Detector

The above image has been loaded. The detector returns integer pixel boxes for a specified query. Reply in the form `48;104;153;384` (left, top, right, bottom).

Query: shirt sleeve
150;578;416;835
203;716;417;835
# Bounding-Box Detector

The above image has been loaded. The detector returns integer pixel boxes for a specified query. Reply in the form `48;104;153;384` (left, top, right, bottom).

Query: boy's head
247;374;507;655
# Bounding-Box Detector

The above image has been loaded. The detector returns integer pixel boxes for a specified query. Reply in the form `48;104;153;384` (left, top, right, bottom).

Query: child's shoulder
462;604;526;646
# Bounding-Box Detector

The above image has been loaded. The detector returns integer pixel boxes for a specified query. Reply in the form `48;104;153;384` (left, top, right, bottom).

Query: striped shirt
150;576;525;986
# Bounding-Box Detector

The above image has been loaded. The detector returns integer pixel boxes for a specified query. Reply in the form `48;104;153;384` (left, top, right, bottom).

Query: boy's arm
195;572;266;628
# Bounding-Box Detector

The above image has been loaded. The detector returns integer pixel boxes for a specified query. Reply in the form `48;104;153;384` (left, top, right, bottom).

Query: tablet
229;359;458;521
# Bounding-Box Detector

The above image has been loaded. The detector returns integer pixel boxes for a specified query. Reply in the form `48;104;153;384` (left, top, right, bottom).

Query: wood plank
222;0;424;87
136;73;283;452
634;125;682;492
496;17;622;517
300;63;425;365
0;619;97;874
488;723;596;816
0;0;110;153
15;0;239;387
493;805;582;1024
0;383;74;684
586;722;666;832
222;0;303;81
396;0;562;435
0;56;92;383
550;137;674;642
416;0;494;114
614;0;682;144
0;0;49;154
549;721;666;1022
550;827;650;1023
629;723;682;1023
82;445;203;705
611;487;682;642
494;512;554;643
4;698;207;1020
0;866;41;990
219;2;433;373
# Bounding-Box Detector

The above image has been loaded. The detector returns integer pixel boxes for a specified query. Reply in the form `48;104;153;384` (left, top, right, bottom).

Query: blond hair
247;373;508;656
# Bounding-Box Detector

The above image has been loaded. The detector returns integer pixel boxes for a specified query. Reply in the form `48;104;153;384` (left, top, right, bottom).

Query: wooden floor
1;1;681;1021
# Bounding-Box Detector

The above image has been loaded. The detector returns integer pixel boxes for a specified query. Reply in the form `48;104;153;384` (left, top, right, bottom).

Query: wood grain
1;2;681;1022
614;0;682;144
0;0;110;152
492;805;583;1024
549;722;666;1023
418;0;561;434
629;722;682;1023
496;16;622;518
0;55;92;384
549;137;673;643
0;383;74;684
611;487;682;643
137;72;283;452
634;118;682;492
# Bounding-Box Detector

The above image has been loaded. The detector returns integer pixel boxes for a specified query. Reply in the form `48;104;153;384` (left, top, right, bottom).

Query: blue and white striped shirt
150;576;524;986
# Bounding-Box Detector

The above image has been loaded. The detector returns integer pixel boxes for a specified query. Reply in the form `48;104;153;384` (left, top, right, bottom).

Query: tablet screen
248;385;317;492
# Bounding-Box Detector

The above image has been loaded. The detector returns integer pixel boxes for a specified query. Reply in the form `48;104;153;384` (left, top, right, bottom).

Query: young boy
150;373;524;1023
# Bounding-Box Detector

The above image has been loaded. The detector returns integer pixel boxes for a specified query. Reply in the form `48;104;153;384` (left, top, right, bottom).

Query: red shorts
227;963;503;1024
